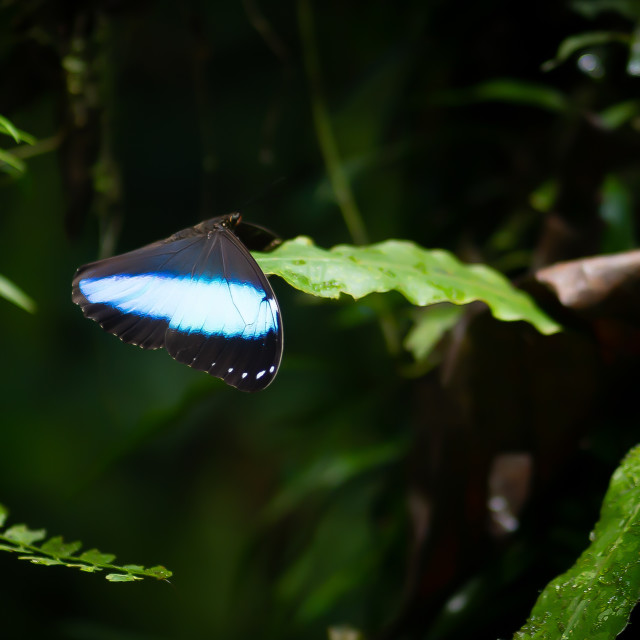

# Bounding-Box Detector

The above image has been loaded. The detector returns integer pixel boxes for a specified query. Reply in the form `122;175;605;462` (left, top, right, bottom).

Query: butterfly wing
72;217;283;392
162;227;283;391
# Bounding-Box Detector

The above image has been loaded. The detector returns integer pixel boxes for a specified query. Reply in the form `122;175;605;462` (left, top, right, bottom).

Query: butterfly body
72;214;283;392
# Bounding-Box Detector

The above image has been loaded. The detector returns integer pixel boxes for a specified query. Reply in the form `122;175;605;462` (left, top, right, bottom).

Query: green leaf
4;525;47;545
0;115;36;144
435;79;570;113
79;549;116;565
515;444;640;639
543;31;630;70
599;175;636;253
40;536;82;558
0;148;26;174
0;115;22;143
0;503;171;581
106;573;143;582
75;564;103;573
404;303;464;361
145;565;173;579
530;180;558;213
0;275;36;313
18;556;64;566
571;0;640;21
627;23;640;75
467;79;570;112
599;99;640;129
255;237;561;335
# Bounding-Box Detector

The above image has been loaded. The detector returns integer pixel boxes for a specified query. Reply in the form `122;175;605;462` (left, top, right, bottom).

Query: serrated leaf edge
0;507;171;582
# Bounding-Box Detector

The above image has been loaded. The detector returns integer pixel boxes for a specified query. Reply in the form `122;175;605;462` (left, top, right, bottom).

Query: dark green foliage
0;504;171;582
2;1;640;639
515;445;640;639
0;113;36;174
0;115;37;312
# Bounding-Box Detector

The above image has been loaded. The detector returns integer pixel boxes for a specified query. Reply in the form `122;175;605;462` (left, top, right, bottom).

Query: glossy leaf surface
515;445;640;639
256;237;561;335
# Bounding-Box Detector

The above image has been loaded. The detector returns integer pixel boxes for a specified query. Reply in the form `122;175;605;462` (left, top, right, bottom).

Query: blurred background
1;0;640;638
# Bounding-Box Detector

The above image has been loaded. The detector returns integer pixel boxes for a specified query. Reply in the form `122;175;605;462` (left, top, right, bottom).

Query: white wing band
79;273;278;339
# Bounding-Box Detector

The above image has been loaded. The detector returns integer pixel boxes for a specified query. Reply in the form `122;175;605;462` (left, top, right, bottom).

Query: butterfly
72;213;283;392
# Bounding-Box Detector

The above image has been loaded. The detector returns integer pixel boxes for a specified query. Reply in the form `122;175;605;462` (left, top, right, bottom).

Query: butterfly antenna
238;176;287;211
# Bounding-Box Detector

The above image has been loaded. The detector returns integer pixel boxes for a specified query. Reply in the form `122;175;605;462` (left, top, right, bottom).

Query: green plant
0;504;171;583
256;237;560;335
515;445;640;639
0;114;36;175
0;116;37;313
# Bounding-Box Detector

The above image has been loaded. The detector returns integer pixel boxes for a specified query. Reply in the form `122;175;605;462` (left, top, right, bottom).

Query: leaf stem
0;532;170;581
7;133;63;160
297;0;369;246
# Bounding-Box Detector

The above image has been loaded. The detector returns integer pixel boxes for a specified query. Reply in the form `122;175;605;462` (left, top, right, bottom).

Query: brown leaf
535;250;640;318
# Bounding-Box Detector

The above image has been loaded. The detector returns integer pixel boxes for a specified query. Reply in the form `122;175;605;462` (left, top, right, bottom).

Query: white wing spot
269;365;275;373
256;370;266;380
242;372;248;379
228;367;234;373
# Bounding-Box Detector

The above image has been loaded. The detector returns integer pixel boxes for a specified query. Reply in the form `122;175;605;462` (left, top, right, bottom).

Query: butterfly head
224;212;242;229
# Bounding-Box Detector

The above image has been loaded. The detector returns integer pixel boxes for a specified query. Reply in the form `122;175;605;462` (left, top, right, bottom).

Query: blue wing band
78;273;279;339
72;215;283;392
